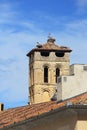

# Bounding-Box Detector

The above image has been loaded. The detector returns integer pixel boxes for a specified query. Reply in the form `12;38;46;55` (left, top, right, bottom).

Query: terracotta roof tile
0;92;87;129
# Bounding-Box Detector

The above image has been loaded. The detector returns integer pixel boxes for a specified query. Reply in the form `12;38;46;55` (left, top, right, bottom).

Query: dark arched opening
55;52;64;57
56;68;60;83
44;66;48;83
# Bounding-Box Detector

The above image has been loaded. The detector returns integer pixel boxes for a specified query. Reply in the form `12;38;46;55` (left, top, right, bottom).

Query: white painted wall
57;64;87;101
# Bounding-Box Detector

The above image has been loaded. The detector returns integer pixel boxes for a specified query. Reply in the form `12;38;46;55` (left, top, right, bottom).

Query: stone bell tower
27;37;72;104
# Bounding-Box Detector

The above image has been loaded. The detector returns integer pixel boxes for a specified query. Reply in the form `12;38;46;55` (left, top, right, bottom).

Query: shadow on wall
51;91;57;101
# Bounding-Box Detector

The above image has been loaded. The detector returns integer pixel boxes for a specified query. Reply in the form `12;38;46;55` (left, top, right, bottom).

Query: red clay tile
0;92;87;129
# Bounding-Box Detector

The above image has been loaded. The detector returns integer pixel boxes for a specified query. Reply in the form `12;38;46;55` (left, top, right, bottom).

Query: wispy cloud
0;2;17;24
65;19;87;36
76;0;87;7
0;2;47;109
75;0;87;13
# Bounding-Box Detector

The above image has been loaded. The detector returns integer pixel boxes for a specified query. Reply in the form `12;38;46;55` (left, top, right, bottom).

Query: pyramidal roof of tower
27;37;72;56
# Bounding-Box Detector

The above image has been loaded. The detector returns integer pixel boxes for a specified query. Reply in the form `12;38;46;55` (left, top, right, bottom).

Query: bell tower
27;37;72;104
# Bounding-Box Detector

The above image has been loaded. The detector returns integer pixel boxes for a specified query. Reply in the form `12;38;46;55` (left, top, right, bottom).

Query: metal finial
48;33;51;39
37;42;40;45
47;33;55;43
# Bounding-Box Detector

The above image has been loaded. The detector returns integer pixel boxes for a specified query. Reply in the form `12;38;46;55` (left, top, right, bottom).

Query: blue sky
0;0;87;109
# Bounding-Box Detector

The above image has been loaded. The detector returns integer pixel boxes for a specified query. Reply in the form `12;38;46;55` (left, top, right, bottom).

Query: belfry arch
56;68;60;83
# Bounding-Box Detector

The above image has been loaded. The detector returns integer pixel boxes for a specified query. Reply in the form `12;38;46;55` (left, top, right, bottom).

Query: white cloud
75;0;87;13
0;2;17;24
65;19;87;36
0;24;46;109
77;0;87;7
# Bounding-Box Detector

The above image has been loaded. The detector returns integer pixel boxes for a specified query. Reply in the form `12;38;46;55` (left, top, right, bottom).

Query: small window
44;66;48;83
41;51;49;57
84;66;87;71
55;52;64;57
56;68;60;83
58;77;61;83
63;77;67;82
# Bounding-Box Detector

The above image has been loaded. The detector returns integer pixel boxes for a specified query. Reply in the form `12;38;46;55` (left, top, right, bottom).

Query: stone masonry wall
29;51;70;104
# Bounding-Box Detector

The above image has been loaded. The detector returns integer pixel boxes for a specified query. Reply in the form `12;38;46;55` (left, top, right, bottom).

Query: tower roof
27;37;72;56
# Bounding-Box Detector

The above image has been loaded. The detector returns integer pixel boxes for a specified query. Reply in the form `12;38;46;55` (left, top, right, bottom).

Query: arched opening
41;51;49;57
56;68;60;83
44;66;48;83
55;52;64;57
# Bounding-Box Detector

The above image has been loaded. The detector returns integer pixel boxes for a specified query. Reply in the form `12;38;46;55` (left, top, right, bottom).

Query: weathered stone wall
29;51;70;104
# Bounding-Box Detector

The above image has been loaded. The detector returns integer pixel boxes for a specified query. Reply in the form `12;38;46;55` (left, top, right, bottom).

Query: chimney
0;103;4;111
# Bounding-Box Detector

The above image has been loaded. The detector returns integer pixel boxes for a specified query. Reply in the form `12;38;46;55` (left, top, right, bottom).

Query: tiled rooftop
27;37;72;56
0;92;87;129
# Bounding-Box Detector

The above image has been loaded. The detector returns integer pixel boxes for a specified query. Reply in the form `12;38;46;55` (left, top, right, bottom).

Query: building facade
27;37;72;104
57;64;87;101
